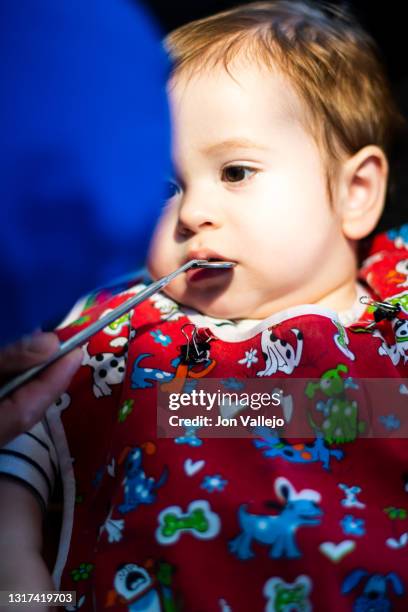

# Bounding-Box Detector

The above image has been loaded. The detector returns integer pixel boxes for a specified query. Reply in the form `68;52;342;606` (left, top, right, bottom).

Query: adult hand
0;333;82;447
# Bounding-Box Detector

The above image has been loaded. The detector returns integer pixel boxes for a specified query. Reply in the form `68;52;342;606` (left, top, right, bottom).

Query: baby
1;1;408;611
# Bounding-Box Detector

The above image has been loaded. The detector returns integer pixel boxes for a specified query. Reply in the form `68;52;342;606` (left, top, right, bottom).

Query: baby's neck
187;279;366;331
239;275;361;322
312;278;360;313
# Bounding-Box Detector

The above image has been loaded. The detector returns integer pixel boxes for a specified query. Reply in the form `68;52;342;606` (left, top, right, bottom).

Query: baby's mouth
185;260;236;285
183;251;237;285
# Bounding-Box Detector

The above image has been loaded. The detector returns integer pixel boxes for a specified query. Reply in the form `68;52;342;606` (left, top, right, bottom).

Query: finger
0;348;83;447
0;333;61;377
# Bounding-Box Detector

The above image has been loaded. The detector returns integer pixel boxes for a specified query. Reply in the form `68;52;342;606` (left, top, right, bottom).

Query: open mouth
183;251;236;284
185;258;235;284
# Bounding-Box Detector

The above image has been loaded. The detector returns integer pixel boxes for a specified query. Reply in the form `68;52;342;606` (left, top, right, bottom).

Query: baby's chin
161;285;260;321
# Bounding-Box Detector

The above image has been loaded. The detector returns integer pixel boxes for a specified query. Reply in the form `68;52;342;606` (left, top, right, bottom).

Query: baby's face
148;61;351;319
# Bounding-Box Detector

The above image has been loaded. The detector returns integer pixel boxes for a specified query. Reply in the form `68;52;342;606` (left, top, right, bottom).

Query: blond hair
165;1;402;195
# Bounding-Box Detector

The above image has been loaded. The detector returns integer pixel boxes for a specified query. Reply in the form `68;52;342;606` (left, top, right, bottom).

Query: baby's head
148;0;401;320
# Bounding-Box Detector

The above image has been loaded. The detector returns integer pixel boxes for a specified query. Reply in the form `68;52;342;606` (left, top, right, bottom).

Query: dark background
139;0;408;231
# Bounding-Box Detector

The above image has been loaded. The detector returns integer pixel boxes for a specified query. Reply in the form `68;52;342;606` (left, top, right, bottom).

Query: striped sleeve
0;418;58;510
0;296;85;509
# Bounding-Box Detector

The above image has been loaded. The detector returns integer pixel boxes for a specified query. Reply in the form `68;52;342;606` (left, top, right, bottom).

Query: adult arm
0;333;81;447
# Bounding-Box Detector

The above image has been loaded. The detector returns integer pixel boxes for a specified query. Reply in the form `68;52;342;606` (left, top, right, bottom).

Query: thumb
0;347;83;446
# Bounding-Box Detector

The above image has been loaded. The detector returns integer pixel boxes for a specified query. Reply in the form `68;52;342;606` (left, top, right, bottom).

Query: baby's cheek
147;215;168;254
146;237;163;279
147;233;176;281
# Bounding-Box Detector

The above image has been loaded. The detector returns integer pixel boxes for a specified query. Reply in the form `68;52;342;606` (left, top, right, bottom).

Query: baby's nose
177;195;221;236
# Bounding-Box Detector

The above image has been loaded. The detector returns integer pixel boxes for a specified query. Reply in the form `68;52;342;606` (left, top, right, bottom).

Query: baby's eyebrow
201;138;269;155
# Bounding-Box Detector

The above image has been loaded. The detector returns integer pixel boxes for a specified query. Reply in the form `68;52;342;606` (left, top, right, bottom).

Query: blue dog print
131;353;173;389
253;428;344;471
118;446;168;514
229;477;322;560
342;569;405;611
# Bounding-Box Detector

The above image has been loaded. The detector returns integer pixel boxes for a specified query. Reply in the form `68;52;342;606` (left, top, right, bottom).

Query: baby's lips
184;249;230;265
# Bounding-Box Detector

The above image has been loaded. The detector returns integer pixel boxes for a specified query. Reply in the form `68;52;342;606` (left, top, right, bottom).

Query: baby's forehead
171;57;309;125
169;58;320;155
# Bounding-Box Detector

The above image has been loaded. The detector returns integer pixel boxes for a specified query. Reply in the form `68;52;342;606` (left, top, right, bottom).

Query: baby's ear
337;145;388;240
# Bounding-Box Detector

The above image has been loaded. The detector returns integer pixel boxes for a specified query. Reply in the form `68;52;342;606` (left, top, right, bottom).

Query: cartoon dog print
131;353;174;389
111;563;162;611
118;446;168;514
131;343;216;395
373;318;408;366
341;569;405;611
229;477;322;560
82;341;127;398
257;328;303;376
254;428;344;471
305;365;365;444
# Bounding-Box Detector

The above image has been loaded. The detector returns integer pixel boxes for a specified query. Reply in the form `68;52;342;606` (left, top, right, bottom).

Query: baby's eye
163;179;181;200
221;165;258;183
